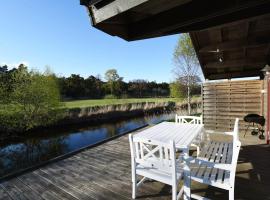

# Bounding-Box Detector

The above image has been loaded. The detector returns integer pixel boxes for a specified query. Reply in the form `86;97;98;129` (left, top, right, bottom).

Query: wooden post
267;77;270;144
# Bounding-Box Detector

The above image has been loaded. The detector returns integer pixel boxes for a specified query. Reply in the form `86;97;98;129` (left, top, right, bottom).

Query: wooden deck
0;128;270;200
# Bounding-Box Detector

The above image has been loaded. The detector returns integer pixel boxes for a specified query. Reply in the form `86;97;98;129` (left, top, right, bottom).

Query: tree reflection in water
0;136;68;176
0;111;178;177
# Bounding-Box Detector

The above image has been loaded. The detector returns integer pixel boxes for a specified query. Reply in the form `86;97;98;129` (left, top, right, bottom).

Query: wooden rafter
207;70;261;80
82;0;270;41
199;36;270;53
205;58;266;69
190;13;270;80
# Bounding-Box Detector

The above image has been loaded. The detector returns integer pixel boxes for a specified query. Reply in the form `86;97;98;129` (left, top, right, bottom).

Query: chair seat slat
203;141;220;180
187;118;241;200
196;141;217;178
210;142;225;182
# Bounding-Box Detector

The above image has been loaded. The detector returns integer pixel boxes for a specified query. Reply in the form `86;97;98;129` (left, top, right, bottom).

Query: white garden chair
183;118;241;200
175;115;203;125
175;114;203;156
129;134;184;200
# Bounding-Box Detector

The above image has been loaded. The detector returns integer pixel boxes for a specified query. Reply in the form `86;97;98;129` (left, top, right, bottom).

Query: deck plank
18;173;79;200
0;185;13;200
6;178;44;200
33;170;96;200
1;129;268;200
0;134;177;200
1;180;29;200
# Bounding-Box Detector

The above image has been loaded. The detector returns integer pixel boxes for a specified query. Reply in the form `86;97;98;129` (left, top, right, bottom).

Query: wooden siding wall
203;80;263;132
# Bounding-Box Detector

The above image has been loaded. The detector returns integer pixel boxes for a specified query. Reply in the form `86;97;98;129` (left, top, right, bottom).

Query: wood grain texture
0;128;269;199
202;80;263;132
0;133;174;200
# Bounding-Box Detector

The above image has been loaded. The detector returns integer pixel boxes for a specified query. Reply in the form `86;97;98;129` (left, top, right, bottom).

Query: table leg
183;148;191;200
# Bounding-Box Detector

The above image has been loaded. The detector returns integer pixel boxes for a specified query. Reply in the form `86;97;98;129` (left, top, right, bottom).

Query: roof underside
190;14;270;80
81;0;270;80
81;0;270;41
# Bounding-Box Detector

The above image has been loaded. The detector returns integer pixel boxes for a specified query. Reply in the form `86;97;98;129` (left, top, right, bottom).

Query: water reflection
0;112;176;177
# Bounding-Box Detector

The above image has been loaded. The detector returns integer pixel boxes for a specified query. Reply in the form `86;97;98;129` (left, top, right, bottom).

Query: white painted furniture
183;118;241;200
129;135;184;200
175;115;203;125
133;122;204;149
175;115;203;156
132;122;204;200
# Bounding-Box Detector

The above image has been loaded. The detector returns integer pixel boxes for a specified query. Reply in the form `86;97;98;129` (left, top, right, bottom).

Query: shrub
169;82;185;98
120;94;129;99
0;66;65;133
104;94;118;99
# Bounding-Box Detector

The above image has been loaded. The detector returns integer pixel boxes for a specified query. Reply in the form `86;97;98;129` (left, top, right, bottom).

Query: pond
0;111;179;178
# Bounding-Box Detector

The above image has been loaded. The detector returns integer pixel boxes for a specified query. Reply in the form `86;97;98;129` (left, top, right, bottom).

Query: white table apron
133;121;204;200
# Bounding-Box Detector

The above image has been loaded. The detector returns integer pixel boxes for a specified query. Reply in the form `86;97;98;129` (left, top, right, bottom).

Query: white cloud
0;61;30;69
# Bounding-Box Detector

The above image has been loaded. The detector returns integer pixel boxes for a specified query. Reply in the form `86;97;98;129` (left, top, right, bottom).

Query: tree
170;82;184;98
104;69;123;96
0;65;65;133
0;65;8;73
85;75;105;98
65;74;85;98
129;79;148;98
173;33;200;114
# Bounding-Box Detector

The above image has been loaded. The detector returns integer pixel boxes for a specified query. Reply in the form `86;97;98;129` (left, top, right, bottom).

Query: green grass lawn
64;98;183;108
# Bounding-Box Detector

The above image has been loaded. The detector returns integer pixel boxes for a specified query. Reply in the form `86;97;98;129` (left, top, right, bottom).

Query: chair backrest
175;114;203;124
129;134;177;175
232;118;239;141
229;118;241;186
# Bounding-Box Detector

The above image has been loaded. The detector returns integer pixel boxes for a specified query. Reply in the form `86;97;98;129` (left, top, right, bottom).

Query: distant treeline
0;65;201;100
58;74;171;99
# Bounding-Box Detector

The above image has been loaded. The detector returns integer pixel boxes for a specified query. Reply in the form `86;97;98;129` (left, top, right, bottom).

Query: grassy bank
64;98;184;109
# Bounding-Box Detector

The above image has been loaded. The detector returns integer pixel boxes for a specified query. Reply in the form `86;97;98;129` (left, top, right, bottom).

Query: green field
64;98;183;108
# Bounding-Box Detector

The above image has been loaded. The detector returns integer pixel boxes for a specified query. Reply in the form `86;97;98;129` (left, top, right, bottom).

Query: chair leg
132;179;137;199
172;184;177;200
196;146;200;157
229;188;234;200
132;173;137;199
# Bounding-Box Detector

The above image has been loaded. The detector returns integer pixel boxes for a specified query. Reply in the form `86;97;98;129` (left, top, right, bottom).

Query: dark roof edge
80;0;102;6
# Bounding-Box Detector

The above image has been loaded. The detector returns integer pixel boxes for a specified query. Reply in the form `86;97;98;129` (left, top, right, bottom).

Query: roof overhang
81;0;270;80
81;0;270;41
190;14;270;80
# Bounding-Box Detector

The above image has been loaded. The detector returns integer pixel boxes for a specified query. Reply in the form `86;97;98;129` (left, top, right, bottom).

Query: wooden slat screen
202;80;263;132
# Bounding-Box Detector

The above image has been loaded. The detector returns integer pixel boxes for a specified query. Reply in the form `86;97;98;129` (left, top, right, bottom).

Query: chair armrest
184;156;231;170
223;131;234;136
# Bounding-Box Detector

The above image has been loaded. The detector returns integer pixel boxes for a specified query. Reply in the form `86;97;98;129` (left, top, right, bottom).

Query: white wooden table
133;121;204;200
134;121;204;150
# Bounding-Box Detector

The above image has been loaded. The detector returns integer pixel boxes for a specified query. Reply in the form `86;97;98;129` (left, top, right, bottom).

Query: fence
202;79;263;132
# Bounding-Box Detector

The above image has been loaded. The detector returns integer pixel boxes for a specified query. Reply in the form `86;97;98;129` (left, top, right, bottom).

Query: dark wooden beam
90;0;149;24
199;35;270;53
195;12;269;33
128;0;270;41
218;28;224;64
80;0;102;6
205;58;266;69
207;70;261;80
267;44;270;63
190;32;207;79
243;21;251;57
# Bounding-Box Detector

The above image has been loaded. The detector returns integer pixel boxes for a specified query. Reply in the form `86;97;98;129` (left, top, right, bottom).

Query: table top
134;121;204;149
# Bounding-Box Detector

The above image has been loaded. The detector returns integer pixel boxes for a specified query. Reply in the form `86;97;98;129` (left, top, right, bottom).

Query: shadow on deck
0;128;269;200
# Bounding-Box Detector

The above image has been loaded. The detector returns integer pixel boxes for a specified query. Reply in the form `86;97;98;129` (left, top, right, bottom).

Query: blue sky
0;0;180;83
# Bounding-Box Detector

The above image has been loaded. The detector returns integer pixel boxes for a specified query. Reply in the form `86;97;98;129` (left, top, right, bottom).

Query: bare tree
173;33;200;115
